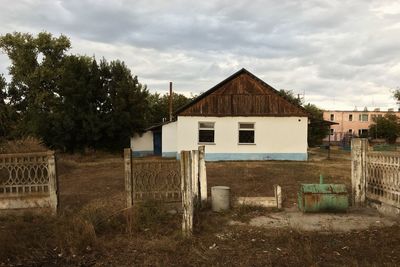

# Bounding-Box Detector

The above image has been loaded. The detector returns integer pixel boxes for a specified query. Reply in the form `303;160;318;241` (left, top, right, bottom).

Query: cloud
0;0;399;110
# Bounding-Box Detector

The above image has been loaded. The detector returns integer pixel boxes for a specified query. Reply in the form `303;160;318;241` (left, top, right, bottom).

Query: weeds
0;136;48;153
233;204;270;223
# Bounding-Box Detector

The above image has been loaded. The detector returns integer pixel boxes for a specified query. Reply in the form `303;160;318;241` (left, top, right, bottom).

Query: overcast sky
1;0;400;110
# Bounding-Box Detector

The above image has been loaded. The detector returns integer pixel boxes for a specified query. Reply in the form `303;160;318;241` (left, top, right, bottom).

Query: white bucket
211;186;230;212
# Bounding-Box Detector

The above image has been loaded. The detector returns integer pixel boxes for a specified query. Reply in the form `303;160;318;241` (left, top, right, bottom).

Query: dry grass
1;152;399;266
0;136;48;154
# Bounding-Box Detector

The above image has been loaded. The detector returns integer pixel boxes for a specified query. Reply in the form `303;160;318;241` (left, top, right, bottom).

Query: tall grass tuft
0;136;48;153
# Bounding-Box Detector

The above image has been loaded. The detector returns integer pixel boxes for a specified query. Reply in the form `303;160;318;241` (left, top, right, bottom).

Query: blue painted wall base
132;151;154;157
162;152;178;158
175;152;307;161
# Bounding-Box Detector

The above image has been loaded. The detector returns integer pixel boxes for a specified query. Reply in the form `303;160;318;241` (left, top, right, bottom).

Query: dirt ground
1;149;400;266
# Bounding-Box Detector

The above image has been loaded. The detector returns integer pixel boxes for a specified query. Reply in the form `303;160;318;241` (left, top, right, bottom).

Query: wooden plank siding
177;69;308;117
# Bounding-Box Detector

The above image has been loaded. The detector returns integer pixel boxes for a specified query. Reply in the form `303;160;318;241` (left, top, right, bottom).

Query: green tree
99;59;150;150
0;75;12;138
0;32;152;151
0;32;70;138
304;103;330;146
278;89;303;106
148;92;193;124
394;89;400;102
369;114;400;143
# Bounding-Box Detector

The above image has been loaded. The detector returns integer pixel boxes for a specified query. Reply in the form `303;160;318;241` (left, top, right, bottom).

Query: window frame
359;113;368;122
238;122;256;145
349;114;353;121
198;121;215;144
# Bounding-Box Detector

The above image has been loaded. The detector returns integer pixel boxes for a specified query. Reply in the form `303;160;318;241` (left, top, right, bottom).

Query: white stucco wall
162;121;177;157
176;116;308;160
131;131;153;155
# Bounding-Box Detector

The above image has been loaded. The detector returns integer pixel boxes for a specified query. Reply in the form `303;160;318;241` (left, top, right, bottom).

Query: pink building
323;109;400;142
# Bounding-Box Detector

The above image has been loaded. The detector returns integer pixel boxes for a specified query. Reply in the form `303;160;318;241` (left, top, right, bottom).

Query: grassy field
1;150;400;266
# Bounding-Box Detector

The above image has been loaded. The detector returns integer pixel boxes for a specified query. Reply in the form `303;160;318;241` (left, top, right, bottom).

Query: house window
348;129;353;134
198;122;215;143
330;114;334;121
238;123;255;144
330;129;334;135
349;114;353;121
359;114;368;122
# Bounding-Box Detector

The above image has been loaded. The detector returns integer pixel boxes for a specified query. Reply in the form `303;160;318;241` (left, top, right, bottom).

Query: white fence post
351;138;368;206
274;185;282;209
124;148;133;208
191;150;200;208
47;151;58;214
198;146;207;206
181;150;193;237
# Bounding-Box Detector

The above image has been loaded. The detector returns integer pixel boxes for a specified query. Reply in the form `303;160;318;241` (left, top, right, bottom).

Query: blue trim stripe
162;152;177;158
176;152;307;161
132;151;154;157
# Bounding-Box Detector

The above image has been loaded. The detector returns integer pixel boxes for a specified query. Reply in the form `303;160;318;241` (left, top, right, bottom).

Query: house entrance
153;130;162;156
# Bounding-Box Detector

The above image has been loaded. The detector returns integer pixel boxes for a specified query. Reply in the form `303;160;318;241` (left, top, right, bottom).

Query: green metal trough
298;175;348;213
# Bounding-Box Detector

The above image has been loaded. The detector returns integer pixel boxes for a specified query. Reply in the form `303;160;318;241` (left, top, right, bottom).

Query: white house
131;68;308;161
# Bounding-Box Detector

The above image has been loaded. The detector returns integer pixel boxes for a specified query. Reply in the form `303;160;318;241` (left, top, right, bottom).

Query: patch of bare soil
206;159;351;208
1;153;399;266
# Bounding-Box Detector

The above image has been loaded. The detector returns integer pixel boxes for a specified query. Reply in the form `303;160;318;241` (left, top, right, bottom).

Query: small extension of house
323;108;400;143
131;68;309;161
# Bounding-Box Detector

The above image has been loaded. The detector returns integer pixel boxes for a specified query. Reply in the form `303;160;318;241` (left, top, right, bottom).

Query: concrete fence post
351;138;368;206
274;185;282;209
47;151;58;214
198;146;207;206
124;148;133;208
191;150;200;207
181;150;193;237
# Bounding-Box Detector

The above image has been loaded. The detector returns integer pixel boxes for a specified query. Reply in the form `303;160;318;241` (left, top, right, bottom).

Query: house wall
131;131;154;157
323;110;400;142
162;121;177;157
176;116;308;161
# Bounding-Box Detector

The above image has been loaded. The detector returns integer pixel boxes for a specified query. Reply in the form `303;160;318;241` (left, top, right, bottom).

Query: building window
349;114;353;121
330;129;334;135
348;129;353;134
198;122;215;143
359;114;368;122
358;129;368;137
238;123;255;144
330;114;334;121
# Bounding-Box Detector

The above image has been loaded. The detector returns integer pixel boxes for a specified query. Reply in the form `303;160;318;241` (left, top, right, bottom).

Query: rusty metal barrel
298;175;348;212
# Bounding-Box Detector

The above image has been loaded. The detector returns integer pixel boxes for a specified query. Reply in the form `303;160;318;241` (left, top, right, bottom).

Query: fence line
124;146;207;237
351;138;400;213
0;151;58;213
366;151;400;208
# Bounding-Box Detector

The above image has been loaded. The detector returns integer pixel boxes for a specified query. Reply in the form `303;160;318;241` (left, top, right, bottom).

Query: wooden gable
176;69;308;117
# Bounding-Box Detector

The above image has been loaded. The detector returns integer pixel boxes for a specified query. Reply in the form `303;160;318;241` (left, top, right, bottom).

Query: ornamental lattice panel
366;152;400;208
131;159;181;203
0;153;51;195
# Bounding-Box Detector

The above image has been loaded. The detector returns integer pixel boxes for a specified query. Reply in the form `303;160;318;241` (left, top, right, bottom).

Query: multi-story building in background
322;108;400;143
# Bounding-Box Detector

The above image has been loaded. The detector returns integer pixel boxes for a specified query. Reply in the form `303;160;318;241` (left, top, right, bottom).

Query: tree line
0;32;192;152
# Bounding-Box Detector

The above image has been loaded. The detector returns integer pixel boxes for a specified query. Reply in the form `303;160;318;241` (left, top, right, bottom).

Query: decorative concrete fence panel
0;151;58;213
352;138;400;215
366;151;400;208
127;157;181;205
124;147;207;237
